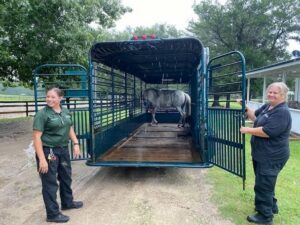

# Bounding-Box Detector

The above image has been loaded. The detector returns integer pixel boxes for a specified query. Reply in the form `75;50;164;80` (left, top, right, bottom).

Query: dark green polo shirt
33;106;73;147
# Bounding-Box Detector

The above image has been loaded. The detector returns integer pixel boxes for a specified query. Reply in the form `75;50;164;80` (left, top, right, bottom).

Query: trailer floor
99;123;202;163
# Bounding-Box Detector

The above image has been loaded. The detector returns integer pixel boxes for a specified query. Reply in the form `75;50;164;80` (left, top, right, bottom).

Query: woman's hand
236;99;242;105
39;159;48;174
33;130;49;174
240;126;249;134
69;127;81;159
240;126;269;138
73;145;81;159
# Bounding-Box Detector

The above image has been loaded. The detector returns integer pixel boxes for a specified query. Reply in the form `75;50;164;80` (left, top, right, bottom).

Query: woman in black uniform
240;82;291;225
33;87;83;223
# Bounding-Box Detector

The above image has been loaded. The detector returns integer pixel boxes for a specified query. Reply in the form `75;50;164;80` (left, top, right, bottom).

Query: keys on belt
47;148;57;161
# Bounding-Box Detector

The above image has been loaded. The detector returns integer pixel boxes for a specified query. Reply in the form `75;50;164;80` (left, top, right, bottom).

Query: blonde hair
266;82;289;101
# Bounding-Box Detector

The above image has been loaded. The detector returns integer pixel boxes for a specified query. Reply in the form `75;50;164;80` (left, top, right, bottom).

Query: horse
142;88;191;127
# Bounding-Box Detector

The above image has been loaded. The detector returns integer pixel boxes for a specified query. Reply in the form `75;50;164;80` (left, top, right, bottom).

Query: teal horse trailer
33;37;247;186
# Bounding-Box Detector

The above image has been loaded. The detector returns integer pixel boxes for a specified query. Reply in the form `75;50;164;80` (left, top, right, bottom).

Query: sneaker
61;201;83;210
47;213;69;223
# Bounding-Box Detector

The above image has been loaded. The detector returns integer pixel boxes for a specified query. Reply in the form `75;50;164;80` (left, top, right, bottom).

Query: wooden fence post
25;101;29;117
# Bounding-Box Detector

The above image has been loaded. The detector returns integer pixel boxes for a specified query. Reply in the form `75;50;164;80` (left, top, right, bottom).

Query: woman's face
267;85;285;106
46;90;62;108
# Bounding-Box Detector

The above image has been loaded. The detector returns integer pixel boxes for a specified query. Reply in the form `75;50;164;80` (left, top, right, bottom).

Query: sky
114;0;299;53
114;0;198;31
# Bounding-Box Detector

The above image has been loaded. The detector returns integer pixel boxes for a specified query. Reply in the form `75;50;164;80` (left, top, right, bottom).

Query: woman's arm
240;126;269;138
69;127;81;159
244;106;256;121
33;130;48;173
237;99;256;121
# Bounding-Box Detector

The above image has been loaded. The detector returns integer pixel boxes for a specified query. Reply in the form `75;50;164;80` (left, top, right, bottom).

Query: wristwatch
73;143;80;146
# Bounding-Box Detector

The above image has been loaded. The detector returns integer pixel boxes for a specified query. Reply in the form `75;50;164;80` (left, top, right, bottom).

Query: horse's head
142;96;153;111
141;90;148;106
142;88;158;112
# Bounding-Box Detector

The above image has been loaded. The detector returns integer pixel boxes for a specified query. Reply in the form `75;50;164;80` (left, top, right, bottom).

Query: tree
188;0;300;69
0;0;131;84
106;23;187;41
130;23;186;39
188;0;300;105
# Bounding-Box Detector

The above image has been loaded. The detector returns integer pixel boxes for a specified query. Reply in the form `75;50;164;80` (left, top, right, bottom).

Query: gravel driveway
0;118;234;225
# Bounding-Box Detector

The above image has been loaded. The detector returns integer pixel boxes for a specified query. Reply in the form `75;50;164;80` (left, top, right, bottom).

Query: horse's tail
185;93;191;117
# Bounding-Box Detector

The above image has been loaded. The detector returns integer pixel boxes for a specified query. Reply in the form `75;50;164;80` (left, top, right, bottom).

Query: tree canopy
1;0;299;85
188;0;300;68
0;0;130;83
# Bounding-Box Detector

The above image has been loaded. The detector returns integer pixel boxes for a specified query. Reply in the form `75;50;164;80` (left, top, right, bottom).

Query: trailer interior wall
87;38;206;167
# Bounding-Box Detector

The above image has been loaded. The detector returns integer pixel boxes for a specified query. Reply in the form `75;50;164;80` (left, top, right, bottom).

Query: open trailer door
33;64;91;161
206;51;247;188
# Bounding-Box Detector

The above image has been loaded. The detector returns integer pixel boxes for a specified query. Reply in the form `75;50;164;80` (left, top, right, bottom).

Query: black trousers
37;147;74;219
252;159;288;218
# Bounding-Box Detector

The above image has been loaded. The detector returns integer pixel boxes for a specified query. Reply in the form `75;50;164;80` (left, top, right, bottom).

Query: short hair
46;87;64;97
266;82;289;101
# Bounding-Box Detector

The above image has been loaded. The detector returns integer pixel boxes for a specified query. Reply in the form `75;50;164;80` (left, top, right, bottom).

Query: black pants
252;159;288;218
37;147;74;219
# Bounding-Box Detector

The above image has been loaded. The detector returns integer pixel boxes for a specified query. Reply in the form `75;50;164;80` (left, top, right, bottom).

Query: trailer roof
90;37;203;84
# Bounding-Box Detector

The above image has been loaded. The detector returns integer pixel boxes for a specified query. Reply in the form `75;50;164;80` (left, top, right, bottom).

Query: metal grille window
91;64;144;133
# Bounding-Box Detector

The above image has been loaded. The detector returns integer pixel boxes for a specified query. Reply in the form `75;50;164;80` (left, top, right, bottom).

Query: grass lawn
206;135;300;225
0;94;34;101
0;116;32;123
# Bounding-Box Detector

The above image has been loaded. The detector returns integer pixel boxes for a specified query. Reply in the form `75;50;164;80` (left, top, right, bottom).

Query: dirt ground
0;118;234;225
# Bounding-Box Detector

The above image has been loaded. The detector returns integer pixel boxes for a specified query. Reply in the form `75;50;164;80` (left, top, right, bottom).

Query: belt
43;146;68;150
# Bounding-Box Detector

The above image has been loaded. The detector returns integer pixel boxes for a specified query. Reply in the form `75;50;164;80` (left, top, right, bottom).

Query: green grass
0;94;34;101
206;135;300;225
0;117;32;123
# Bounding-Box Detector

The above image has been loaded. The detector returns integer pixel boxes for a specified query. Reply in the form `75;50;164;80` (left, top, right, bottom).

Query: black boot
272;205;279;214
47;213;69;223
61;201;83;210
247;213;273;224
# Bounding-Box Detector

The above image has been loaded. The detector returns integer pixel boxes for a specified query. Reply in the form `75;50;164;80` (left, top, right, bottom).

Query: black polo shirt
250;102;291;162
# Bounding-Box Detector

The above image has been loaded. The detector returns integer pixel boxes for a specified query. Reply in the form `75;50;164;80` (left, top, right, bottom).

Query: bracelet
73;143;80;146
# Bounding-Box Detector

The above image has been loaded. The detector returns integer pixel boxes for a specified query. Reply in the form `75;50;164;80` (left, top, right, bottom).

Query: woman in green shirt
33;87;83;223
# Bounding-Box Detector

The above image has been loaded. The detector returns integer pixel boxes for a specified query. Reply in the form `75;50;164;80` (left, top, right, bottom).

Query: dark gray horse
142;88;191;127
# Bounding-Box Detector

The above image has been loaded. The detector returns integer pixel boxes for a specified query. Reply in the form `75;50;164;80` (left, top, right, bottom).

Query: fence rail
0;100;87;119
0;101;38;118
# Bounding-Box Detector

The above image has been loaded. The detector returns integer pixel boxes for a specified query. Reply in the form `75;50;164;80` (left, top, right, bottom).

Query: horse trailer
33;37;247;186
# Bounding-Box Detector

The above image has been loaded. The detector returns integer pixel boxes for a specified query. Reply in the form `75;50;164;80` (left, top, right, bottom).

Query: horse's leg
176;106;185;127
181;105;187;127
151;107;158;125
